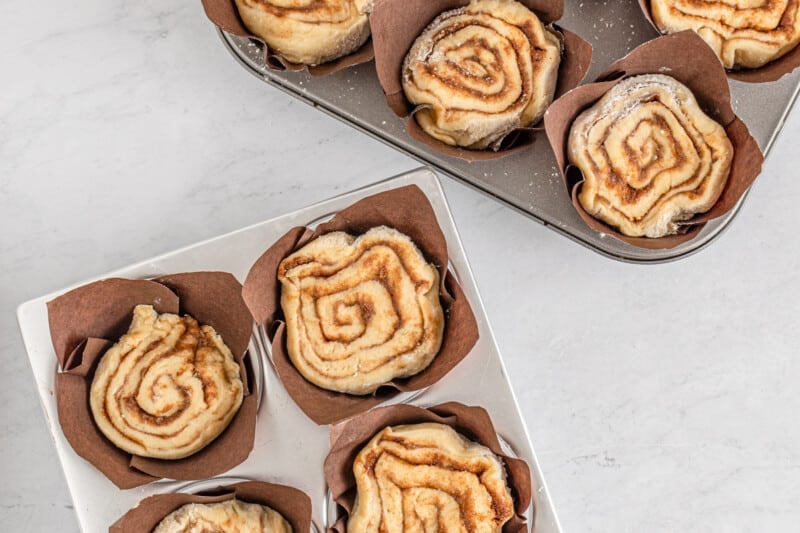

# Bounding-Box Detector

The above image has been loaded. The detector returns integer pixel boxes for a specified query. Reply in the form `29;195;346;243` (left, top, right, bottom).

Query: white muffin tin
18;169;559;532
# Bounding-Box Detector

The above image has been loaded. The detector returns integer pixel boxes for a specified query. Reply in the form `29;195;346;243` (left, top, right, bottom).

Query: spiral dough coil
233;0;371;66
153;499;292;533
402;0;561;149
651;0;800;69
89;305;244;460
348;423;515;533
568;74;733;238
277;226;444;395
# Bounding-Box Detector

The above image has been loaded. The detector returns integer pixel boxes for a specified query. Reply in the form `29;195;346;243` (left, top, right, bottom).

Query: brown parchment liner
242;185;479;425
110;480;312;533
46;272;258;489
323;402;533;533
369;0;592;161
543;31;764;250
200;0;374;76
638;0;800;82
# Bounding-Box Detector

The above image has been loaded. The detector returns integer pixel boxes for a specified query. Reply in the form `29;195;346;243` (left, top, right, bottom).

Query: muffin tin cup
241;184;479;425
369;0;592;160
543;31;764;250
637;0;800;83
45;272;260;488
323;402;533;533
200;0;374;75
110;479;312;533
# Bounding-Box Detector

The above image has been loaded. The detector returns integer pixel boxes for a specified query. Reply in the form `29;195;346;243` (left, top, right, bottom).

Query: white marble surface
2;1;799;532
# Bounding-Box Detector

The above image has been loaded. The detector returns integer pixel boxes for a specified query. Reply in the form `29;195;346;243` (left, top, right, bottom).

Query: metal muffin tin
17;169;559;532
216;0;800;263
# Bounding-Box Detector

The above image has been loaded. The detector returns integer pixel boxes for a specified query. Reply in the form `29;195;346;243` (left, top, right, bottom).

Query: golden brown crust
277;226;444;395
153;499;292;533
568;74;733;238
233;0;371;65
651;0;800;69
89;305;244;459
401;0;561;149
348;422;515;533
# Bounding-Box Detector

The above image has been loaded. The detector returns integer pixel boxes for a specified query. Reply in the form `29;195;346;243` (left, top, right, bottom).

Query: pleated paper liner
637;0;800;83
110;479;311;532
370;0;592;161
324;402;533;533
242;185;479;425
543;31;764;250
200;0;374;75
46;272;258;489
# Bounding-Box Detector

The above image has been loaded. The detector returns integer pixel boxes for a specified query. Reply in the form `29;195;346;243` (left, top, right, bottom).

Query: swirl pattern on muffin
277;226;444;395
401;0;561;149
233;0;371;65
651;0;800;69
89;305;244;459
568;74;733;238
153;499;292;533
348;422;515;532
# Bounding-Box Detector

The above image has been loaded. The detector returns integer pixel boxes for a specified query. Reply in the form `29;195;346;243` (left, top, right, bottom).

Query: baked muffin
349;422;515;532
153;499;292;533
233;0;371;65
568;73;733;238
277;226;444;395
402;0;561;149
90;304;244;459
651;0;800;69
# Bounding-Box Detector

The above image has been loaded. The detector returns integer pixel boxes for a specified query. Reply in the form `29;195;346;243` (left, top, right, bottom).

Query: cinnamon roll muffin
153;499;292;533
277;226;444;395
568;74;734;238
233;0;371;65
89;305;244;460
651;0;800;69
402;0;561;149
348;422;515;532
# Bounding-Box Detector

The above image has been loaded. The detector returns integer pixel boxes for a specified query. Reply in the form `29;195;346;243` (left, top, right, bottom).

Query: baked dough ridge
153;498;292;533
568;73;733;238
402;0;561;149
90;305;244;459
348;422;515;533
651;0;800;69
277;226;444;395
234;0;371;65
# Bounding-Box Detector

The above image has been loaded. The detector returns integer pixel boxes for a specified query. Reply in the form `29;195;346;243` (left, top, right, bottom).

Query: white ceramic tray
18;168;559;532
